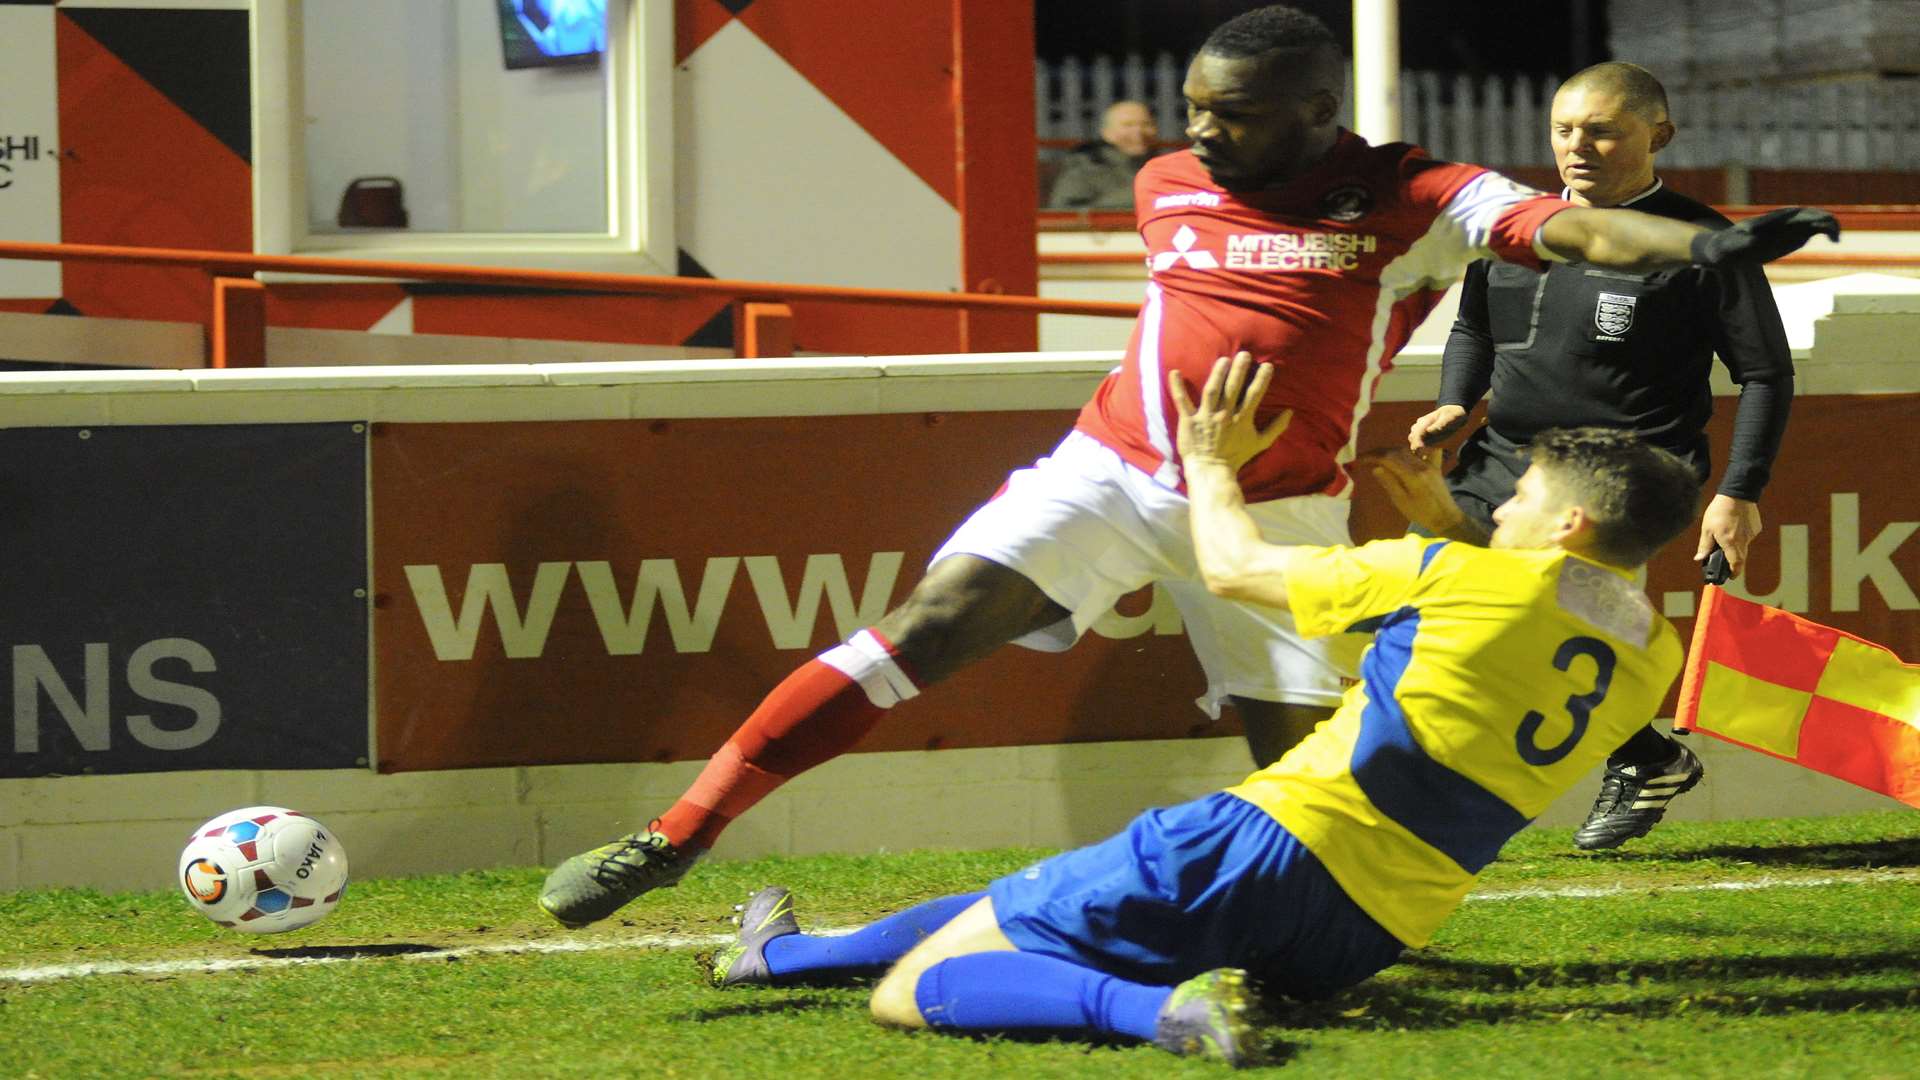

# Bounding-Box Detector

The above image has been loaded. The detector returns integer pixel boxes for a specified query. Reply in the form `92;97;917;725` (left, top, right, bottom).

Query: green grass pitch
3;811;1917;1078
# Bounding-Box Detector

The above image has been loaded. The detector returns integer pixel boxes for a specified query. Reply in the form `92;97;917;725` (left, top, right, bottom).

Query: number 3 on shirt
1515;636;1617;766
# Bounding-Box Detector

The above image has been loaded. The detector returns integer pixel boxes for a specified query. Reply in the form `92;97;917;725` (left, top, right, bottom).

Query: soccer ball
178;806;349;934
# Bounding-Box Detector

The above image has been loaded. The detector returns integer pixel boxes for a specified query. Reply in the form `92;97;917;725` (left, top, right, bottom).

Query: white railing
1038;55;1920;170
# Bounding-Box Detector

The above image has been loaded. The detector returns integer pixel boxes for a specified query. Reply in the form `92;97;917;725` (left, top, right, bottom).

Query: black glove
1690;207;1841;266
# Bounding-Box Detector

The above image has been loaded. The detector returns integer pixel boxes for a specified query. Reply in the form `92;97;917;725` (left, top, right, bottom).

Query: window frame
250;0;674;275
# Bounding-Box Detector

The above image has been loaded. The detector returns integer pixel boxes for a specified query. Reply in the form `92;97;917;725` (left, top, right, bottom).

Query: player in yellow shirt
697;353;1701;1067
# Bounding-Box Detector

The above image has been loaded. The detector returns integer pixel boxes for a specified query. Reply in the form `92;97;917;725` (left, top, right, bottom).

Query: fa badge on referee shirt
1594;291;1637;339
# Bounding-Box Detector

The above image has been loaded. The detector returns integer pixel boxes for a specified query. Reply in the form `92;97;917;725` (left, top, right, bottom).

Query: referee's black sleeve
1706;260;1794;501
1439;261;1495;409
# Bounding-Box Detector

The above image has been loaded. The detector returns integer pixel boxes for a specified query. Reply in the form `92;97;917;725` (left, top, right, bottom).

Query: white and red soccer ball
178;806;349;933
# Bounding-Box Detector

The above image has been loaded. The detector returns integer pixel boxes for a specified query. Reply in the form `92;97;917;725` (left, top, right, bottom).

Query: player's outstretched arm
1171;352;1300;609
1538;205;1840;274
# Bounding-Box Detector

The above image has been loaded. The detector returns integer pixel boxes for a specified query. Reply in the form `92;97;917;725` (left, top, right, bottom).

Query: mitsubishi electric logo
1152;225;1219;271
1224;231;1378;270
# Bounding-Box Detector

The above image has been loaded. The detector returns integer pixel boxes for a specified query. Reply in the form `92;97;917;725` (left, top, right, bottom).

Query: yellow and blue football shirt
1227;535;1684;946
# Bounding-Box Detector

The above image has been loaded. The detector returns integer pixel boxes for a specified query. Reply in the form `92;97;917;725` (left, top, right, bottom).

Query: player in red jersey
539;5;1838;928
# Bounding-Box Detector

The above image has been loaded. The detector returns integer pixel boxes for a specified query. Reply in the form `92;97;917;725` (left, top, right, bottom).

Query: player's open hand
1170;352;1291;472
1407;404;1469;451
1692;206;1841;266
1358;446;1470;536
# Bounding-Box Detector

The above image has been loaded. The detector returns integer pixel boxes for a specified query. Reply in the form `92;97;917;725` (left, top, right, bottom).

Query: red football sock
657;629;918;851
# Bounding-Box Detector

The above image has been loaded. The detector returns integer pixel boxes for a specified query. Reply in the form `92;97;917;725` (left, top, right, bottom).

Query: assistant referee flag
1675;586;1920;808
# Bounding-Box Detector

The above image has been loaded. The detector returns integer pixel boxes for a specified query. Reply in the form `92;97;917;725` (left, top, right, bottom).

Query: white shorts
932;431;1366;715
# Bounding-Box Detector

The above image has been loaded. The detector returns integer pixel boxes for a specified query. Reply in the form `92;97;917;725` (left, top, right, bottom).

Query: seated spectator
1047;100;1160;210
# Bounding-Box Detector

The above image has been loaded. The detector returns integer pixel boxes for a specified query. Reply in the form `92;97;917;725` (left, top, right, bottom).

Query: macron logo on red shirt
1151;225;1220;271
1154;192;1222;209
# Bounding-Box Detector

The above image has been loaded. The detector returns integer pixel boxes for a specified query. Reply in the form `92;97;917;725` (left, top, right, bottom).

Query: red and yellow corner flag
1675;586;1920;808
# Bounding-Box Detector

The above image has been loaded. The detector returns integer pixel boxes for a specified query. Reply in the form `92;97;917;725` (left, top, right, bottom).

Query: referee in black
1398;62;1797;851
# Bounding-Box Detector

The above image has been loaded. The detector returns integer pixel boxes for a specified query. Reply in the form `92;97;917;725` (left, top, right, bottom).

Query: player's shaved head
1199;4;1346;100
1201;4;1339;60
1559;62;1670;124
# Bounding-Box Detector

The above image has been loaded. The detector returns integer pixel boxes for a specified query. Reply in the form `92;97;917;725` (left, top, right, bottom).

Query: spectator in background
1048;99;1161;209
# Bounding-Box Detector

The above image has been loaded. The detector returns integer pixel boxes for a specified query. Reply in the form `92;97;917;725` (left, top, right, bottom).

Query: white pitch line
0;931;731;986
3;870;1910;986
1465;867;1918;903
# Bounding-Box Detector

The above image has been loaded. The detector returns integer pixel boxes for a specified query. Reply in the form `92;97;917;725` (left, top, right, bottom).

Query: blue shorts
987;791;1405;998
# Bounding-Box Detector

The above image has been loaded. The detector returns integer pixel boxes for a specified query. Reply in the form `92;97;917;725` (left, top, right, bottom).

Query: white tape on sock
819;629;920;709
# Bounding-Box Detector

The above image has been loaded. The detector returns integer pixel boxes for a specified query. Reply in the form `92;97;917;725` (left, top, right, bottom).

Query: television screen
497;0;606;70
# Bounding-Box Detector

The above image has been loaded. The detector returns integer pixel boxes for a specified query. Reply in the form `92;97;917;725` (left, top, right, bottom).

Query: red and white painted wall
0;0;1037;355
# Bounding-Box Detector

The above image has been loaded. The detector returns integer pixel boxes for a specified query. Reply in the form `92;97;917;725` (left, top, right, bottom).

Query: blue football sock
762;891;984;981
914;951;1171;1042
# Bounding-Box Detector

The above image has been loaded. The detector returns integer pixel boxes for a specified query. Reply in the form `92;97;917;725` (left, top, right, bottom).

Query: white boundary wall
3;288;1918;891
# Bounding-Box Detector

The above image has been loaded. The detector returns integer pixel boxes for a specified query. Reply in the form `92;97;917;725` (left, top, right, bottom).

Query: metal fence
1038;54;1920;169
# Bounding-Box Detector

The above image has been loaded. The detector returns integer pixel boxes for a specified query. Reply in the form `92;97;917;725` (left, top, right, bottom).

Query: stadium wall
3;291;1918;890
